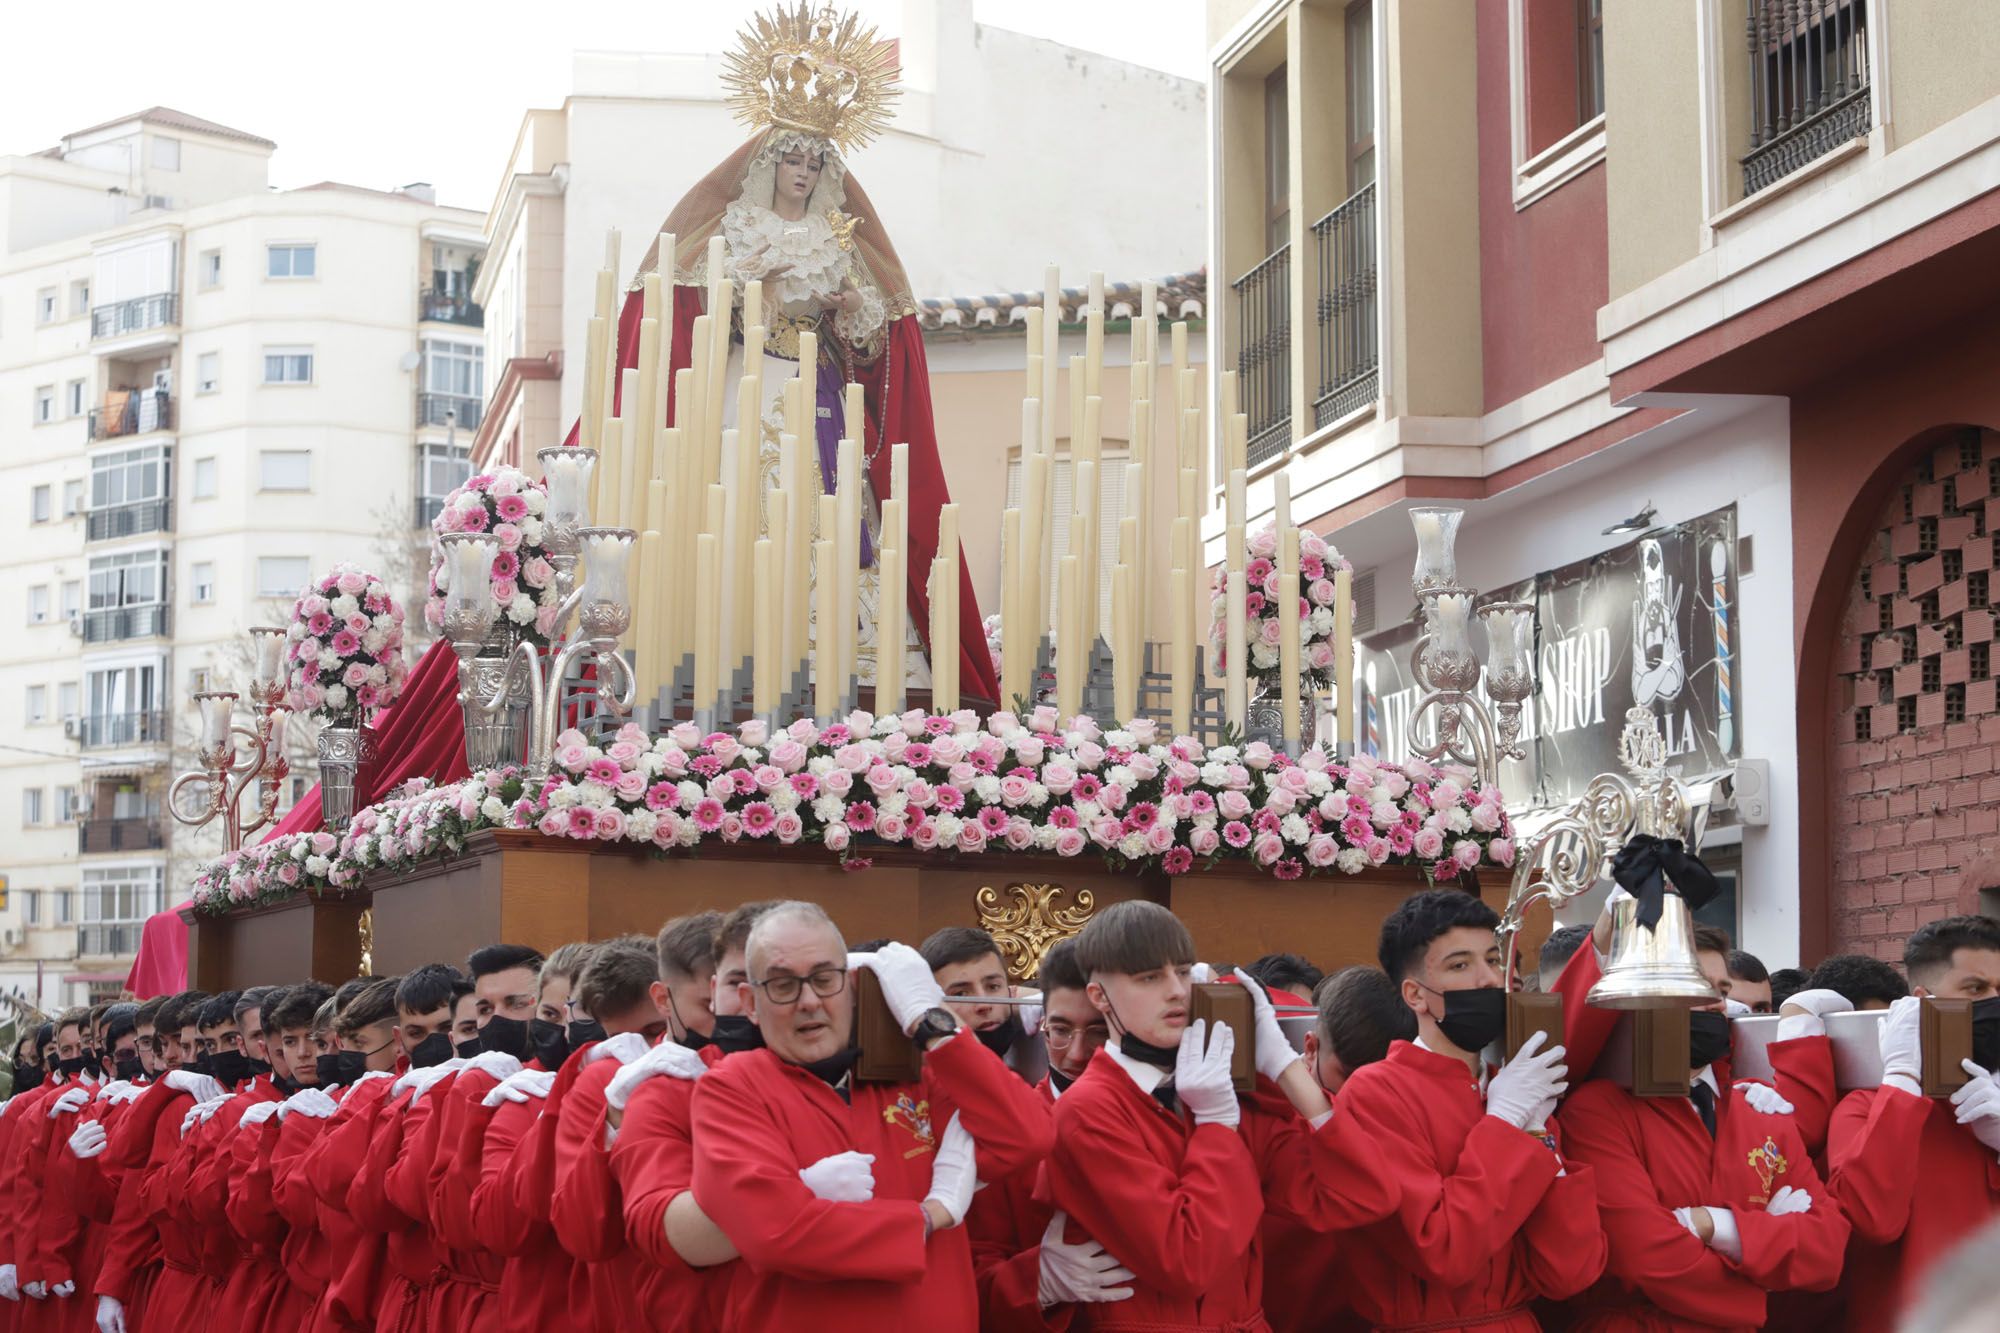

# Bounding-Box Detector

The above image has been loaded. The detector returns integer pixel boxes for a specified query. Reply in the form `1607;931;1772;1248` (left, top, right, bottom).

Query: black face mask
409;1032;454;1070
796;1041;861;1088
976;1013;1026;1059
454;1037;484;1061
57;1056;88;1078
321;1050;371;1087
212;1050;252;1088
272;1074;301;1097
1047;1065;1077;1096
709;1014;765;1055
1970;994;2000;1072
530;1018;569;1070
114;1053;144;1083
1688;1010;1734;1070
13;1065;43;1093
1115;1032;1181;1073
190;1052;216;1079
479;1015;531;1060
567;1018;607;1049
83;1047;101;1071
248;1057;273;1079
1422;985;1508;1056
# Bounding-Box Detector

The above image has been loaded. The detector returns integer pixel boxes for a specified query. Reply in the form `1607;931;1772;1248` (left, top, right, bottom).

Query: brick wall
1831;427;2000;960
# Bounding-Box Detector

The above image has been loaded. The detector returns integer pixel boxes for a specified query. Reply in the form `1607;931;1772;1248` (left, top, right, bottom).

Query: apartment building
0;108;485;1009
1207;0;2000;963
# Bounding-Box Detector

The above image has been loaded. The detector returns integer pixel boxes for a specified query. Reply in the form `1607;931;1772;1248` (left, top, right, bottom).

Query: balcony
77;818;165;855
77;710;171;750
82;604;171;644
88;394;174;442
420;286;484;328
86;499;173;543
78;924;147;957
418;392;483;431
1311;182;1379;429
91;292;179;342
416;495;448;530
1742;0;1872;197
1232;243;1292;469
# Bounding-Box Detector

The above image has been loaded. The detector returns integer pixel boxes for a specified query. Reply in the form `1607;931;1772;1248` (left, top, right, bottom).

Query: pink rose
336;570;367;596
773;811;804;844
1489;837;1516;867
1305;833;1339;867
1454;839;1482;869
956;823;988;854
1190;826;1221;856
821;768;854;797
769;738;807;772
875;812;908;842
822;822;850;852
1252;831;1283;865
1217;790;1252;821
1144;822;1175;855
1053;828;1088;858
910;819;941;851
1412;827;1445;860
1004;818;1037;851
595;808;627;841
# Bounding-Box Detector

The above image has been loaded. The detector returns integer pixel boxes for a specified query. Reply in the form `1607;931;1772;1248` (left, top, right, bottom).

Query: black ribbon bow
1610;834;1721;931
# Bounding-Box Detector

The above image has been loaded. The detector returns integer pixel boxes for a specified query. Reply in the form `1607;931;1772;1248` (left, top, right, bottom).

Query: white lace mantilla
721;200;886;348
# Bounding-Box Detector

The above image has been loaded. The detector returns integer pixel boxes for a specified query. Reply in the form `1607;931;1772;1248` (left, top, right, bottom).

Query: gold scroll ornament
358;908;375;977
975;883;1095;982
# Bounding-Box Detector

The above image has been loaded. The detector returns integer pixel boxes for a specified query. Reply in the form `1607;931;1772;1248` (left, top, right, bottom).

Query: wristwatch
907;1007;961;1048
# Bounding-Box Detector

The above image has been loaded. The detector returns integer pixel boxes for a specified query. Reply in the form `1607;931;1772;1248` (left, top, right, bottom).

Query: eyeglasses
1043;1021;1110;1050
754;967;848;1006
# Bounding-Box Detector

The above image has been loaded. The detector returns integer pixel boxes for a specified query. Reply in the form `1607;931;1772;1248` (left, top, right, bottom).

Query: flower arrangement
189;710;1512;914
1208;523;1351;691
425;466;561;643
284;564;408;723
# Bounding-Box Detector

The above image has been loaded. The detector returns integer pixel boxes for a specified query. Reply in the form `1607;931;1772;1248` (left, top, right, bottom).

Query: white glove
1733;1082;1796;1116
67;1119;109;1160
1017;992;1044;1037
582;1031;651;1067
51;1282;73;1298
1878;995;1924;1096
483;1068;555;1107
1233;968;1302;1082
605;1041;707;1111
164;1069;226;1103
96;1294;125;1333
179;1105;204;1137
1723;998;1752;1019
1173;1018;1241;1129
238;1101;281;1129
1776;987;1852;1042
923;1112;978;1226
1951;1062;2000;1153
847;942;947;1035
0;1264;18;1301
1190;962;1217;984
107;1083;145;1106
279;1087;338;1121
1765;1185;1813;1217
24;1282;46;1300
95;1081;131;1102
195;1095;229;1124
392;1059;464;1099
405;1063;465;1108
1486;1030;1569;1131
466;1051;523;1085
1036;1211;1135;1308
1671;1205;1744;1260
48;1086;91;1118
797;1150;876;1203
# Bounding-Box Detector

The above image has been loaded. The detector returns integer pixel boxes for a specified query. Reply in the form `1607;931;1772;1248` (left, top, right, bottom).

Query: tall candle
1042;264;1061;454
1000;508;1022;708
580;315;606;452
1024;307;1043;408
1226;469;1247;570
878;544;905;715
598;414;625;538
1075;459;1098;651
889;442;909;546
1084;306;1104;398
1225;569;1248;732
1057;555;1082;719
604;228;622;283
1125;460;1147;643
634;310;660;472
743;278;763;344
637;530;662;707
797;329;817;390
935;504;960;711
718;429;743;671
751;539;775;715
1278;526;1301;750
686;314;711;481
844;382;865;447
837;437;862;699
768;488;791;693
1273;469;1292;532
619;368;644;533
1170;567;1192;734
594;269;617;443
814;539;836;720
694;533;719;717
1021;436;1049;644
818;493;840;689
1335;567;1354;748
1111;564;1135;725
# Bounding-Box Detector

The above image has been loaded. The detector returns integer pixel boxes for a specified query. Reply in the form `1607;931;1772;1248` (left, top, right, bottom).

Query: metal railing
87;394;174;441
1312;182;1379;429
90;292;179;340
78;924;147;957
79;710;171;749
82;604;171;643
1743;0;1871;196
86;499;173;543
420;286;484;327
77;819;165;855
417;392;484;430
1232;243;1292;469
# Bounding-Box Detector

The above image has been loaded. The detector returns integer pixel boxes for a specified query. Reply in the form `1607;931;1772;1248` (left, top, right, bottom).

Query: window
259;450;311;491
57;681;78;721
71;280;91;316
25;685;47;724
62;479;84;517
30;485;51;523
59;581;80;620
56;891;72;926
90;662;161;724
22;891;38;926
266;244;317;279
90;444;171;511
22;788;44;825
423;339;485;399
151;135;181;170
1347;1;1376;192
196;351;219;394
87;549;168;610
66;380;85;417
36;288;56;324
35;386;54;423
27;586;49;624
1743;0;1872;197
257;556;309;598
54;785;78;822
263;346;314;384
417;441;471;526
193;456;218;499
191;561;217;603
1576;0;1604;122
199;249;222;288
82;865;165;925
1264;65;1290;253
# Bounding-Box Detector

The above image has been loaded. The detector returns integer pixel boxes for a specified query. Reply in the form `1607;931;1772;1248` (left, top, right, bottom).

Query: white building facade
0;108;485;1012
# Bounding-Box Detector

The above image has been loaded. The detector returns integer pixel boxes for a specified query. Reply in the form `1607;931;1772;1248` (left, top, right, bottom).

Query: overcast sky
0;0;1207;212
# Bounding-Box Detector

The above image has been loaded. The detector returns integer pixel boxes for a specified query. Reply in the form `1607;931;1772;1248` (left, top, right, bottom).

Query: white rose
305;854;331;876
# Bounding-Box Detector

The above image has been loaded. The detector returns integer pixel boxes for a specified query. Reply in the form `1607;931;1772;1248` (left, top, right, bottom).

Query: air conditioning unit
68;615;84;638
141;194;173;212
64;495;86;517
1;929;18;949
62;716;81;740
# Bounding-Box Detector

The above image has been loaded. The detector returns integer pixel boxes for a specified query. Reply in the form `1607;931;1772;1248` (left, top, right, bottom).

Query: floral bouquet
1208;523;1351;691
426;466;560;643
284;563;408;723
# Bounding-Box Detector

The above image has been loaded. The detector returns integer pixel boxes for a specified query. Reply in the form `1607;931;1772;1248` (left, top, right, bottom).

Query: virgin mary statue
599;3;999;707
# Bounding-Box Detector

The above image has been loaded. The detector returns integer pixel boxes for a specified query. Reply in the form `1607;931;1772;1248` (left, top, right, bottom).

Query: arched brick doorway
1824;425;2000;960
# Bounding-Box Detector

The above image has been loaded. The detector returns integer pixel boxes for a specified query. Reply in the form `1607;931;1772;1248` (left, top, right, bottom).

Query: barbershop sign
1356;506;1741;807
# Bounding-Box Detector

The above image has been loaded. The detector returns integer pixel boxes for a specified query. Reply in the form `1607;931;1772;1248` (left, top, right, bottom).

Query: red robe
966;1075;1057;1333
0;1081;63;1295
270;1111;337;1321
187;1085;283;1326
465;1051;590;1333
25;1082;104;1333
690;1033;1053;1330
1556;1075;1848;1331
1334;1041;1607;1332
610;1047;735;1333
423;1067;514;1326
1824;1083;2000;1332
105;1081;209;1333
94;1086;172;1328
302;1074;398;1333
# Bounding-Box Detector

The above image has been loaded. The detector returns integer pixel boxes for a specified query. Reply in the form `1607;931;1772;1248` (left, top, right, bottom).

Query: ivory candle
1000;508;1022;708
694;533;719;717
889;442;909;537
844;382;865;446
1278;525;1301;750
604;228;622;282
1084;306;1104;398
751;539;775;714
594;270;617;443
814;539;836;720
1335;567;1354;748
878;544;905;715
836;437;862;699
935;504;961;711
580;315;606;452
1057;555;1082;719
598;414;625;537
769;488;791;689
1274;469;1292;532
1111;564;1135;725
1075;459;1098;651
1124;461;1146;642
1225;569;1248;732
686;314;711;476
1024;307;1043;406
634;309;660;469
637;530;662;706
818;493;840;687
1226;469;1248;570
743;278;763;345
797;329;817;391
1020;437;1049;643
1042;264;1061;453
1170;567;1192;734
619;368;644;532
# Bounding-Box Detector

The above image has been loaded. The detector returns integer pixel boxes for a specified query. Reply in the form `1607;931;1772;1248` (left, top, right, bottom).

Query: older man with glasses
688;901;1055;1332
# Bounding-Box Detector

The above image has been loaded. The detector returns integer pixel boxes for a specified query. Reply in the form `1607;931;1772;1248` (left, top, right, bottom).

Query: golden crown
722;3;901;154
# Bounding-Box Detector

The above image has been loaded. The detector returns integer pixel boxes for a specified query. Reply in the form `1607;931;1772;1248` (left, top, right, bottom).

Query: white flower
575;780;613;808
1280;813;1312;844
932;813;964;843
362;629;387;655
972;775;1002;804
1446;807;1472;834
324;683;349;709
455;491;483;513
520;517;545;544
506;594;535;625
812;795;843;823
480;796;508;822
1107;765;1136;790
305;855;331;876
331;593;359;619
624;809;659;842
547;785;579;810
318;649;340;672
1336;847;1368;874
